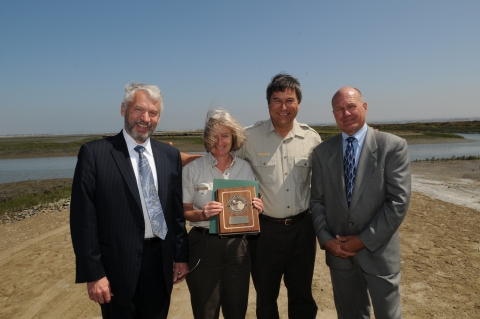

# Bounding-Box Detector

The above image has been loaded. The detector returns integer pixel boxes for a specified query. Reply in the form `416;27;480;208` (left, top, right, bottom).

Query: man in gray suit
310;87;411;318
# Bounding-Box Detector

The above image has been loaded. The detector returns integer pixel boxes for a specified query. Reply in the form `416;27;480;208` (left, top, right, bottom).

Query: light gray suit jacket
310;127;411;275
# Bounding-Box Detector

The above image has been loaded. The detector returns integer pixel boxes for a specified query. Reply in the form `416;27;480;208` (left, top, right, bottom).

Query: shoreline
0;136;477;160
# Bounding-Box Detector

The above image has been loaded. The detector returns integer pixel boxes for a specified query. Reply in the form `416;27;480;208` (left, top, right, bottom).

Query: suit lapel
349;127;377;210
327;135;350;211
110;132;143;212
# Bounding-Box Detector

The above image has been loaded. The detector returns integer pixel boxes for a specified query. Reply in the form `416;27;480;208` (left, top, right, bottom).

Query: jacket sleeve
358;138;411;252
171;151;189;263
310;148;335;248
70;143;106;283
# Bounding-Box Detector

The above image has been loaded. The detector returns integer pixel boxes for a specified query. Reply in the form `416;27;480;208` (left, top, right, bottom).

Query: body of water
0;156;78;184
409;133;480;161
0;135;479;184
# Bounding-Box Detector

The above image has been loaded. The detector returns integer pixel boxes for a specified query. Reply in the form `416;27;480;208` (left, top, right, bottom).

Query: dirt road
1;160;479;318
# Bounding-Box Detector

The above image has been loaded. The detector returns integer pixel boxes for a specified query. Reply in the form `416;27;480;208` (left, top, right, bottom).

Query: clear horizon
1;1;479;135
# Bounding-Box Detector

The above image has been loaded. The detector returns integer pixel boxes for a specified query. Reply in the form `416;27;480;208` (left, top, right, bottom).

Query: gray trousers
186;229;250;319
330;256;402;319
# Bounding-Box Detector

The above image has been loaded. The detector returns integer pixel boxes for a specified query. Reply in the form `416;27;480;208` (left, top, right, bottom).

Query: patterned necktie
134;145;167;239
343;136;356;207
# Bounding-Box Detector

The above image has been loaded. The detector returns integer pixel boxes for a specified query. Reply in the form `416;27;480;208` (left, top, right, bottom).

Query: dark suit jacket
70;132;188;306
310;127;411;275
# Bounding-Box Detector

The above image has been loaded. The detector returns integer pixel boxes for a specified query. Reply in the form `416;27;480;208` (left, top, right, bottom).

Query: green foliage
413;155;480;162
0;186;72;215
0;136;101;152
370;120;480;133
310;125;341;141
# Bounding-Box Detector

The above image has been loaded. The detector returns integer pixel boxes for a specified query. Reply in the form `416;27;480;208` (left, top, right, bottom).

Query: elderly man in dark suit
70;82;189;319
311;87;411;318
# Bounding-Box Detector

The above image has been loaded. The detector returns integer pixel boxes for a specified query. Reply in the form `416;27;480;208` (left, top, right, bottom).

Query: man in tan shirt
236;73;321;319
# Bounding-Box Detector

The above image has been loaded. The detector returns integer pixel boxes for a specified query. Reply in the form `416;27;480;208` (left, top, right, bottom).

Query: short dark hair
266;73;302;104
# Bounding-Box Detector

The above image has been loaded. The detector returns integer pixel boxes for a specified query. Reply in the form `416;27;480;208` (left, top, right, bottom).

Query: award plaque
216;186;260;235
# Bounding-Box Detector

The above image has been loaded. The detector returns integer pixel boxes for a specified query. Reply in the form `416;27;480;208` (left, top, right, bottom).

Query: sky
0;0;479;135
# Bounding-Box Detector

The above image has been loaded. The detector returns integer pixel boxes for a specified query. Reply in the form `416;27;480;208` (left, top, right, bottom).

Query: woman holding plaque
182;108;263;319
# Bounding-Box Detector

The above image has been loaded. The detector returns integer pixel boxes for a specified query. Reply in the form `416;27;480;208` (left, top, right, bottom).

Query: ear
121;103;126;116
363;102;368;112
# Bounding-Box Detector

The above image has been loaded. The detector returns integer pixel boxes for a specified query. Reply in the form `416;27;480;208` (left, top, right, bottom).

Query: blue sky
1;0;479;135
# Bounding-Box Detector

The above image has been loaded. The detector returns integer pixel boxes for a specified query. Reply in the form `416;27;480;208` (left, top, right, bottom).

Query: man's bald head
331;86;368;136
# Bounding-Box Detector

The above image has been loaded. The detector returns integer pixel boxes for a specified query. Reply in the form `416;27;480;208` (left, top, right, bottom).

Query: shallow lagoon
0;135;479;184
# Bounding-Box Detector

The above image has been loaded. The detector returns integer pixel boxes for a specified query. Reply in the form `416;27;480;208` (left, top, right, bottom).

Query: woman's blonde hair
203;108;246;152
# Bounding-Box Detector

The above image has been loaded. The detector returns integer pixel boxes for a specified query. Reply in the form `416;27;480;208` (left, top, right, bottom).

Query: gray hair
123;82;164;115
203;108;246;152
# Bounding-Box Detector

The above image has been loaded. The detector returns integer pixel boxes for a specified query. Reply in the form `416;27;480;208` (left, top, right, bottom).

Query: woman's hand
202;201;223;220
252;197;264;213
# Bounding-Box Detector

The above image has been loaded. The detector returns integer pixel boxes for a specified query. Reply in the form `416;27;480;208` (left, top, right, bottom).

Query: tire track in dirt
0;224;69;264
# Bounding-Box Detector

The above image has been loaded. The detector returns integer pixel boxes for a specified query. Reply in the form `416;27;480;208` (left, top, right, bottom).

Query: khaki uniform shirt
237;119;321;218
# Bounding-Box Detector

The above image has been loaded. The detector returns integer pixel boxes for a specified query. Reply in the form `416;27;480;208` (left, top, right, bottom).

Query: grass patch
423;132;464;139
0;178;72;215
0;186;71;214
0;185;71;216
0;135;101;152
413;155;480;162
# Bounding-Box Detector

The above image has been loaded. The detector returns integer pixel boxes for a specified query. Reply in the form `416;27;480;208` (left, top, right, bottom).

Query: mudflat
0;159;479;318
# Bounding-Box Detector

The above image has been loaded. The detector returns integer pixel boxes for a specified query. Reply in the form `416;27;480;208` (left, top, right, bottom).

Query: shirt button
284;156;286;159
285;173;287;176
286;189;289;192
287;206;290;208
349;222;354;226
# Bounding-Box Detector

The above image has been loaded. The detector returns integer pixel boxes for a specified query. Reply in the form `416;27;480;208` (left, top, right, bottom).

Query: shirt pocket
293;157;312;184
193;183;212;207
253;157;277;185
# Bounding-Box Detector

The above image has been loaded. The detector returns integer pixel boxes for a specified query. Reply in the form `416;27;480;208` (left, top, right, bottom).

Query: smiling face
332;87;368;136
210;124;233;159
121;90;161;143
268;88;300;135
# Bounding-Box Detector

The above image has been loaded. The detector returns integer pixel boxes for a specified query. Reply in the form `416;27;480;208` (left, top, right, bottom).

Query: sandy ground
1;160;479;318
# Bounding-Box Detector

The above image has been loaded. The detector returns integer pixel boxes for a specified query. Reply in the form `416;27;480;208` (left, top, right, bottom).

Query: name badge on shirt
258;152;270;156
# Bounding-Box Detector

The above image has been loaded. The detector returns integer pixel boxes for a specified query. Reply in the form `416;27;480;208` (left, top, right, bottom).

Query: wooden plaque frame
216;186;260;235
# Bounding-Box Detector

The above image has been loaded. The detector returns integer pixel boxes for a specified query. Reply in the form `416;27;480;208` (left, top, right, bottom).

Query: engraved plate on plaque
216;186;261;235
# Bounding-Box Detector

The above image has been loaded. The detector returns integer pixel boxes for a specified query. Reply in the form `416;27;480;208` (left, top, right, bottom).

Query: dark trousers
186;229;251;319
100;241;169;319
249;213;318;319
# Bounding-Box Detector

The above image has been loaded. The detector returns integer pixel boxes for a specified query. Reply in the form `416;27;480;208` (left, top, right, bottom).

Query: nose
141;111;150;123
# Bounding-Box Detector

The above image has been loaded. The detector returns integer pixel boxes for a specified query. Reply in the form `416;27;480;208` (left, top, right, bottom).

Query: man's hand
337;235;365;253
87;276;113;304
324;238;357;259
173;262;189;284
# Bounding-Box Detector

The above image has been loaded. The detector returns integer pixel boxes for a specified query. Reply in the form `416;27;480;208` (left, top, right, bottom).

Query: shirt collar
122;129;153;156
266;118;306;139
205;151;237;167
341;123;368;145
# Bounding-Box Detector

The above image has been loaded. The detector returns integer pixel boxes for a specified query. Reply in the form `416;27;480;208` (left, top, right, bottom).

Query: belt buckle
284;218;293;226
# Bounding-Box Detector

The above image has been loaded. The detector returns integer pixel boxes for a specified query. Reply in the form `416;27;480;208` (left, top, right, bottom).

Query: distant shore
0;135;477;160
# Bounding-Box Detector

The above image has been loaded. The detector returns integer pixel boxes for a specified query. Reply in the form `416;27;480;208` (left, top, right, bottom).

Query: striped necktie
134;145;167;239
343;137;356;207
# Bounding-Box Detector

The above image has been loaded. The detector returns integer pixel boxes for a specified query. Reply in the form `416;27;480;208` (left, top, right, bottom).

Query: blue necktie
134;145;167;239
344;137;356;207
